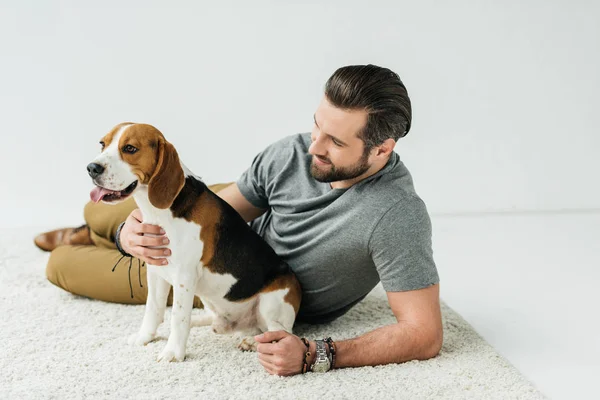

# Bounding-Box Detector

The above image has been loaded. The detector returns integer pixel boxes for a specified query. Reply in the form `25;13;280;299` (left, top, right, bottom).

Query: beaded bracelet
300;337;311;374
324;337;337;370
115;221;132;257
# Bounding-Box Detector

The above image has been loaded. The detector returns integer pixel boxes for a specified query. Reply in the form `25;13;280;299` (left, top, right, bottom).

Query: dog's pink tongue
90;186;113;203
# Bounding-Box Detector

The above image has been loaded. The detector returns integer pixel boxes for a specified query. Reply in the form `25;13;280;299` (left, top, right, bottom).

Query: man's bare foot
34;224;93;251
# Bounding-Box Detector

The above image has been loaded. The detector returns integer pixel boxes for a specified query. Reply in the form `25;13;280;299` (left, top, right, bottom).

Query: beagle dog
87;122;301;362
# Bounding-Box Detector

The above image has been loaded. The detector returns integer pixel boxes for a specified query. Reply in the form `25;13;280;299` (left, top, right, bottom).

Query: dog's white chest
132;188;251;322
134;191;205;284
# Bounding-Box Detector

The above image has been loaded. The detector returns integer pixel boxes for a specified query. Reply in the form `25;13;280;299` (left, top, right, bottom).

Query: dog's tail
190;308;214;327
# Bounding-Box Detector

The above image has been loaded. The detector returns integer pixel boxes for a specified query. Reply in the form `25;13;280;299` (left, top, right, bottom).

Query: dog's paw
237;336;258;352
128;332;155;346
157;345;185;362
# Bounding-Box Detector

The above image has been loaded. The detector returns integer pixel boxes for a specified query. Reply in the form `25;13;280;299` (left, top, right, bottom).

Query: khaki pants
45;183;233;307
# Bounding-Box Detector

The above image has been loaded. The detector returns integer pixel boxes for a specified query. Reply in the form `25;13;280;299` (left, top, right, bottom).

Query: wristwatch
310;340;331;373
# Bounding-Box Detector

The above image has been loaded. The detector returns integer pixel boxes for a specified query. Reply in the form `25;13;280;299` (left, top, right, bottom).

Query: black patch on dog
171;176;290;301
171;176;207;221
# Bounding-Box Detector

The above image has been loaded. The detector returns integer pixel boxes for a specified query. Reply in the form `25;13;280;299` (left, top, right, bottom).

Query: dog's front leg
157;271;196;362
128;266;170;346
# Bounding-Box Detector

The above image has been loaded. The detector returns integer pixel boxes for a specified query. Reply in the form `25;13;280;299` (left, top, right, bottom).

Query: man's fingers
127;210;164;236
144;258;168;266
255;330;288;343
131;247;169;265
127;235;170;256
257;353;277;364
258;358;277;375
139;256;155;266
137;246;170;259
120;215;169;265
138;235;169;247
130;208;143;222
256;342;279;355
139;223;165;235
258;357;291;376
140;256;168;266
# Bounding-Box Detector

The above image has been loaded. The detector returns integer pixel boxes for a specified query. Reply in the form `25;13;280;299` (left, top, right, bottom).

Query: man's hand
255;331;314;376
119;208;171;265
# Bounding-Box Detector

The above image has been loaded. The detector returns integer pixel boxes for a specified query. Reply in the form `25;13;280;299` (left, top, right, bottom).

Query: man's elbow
418;329;443;360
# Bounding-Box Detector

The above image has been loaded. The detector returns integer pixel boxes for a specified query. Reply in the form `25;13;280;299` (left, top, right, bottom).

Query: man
38;64;441;376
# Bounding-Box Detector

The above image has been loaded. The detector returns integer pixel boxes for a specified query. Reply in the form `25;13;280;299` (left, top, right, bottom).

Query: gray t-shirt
237;133;439;322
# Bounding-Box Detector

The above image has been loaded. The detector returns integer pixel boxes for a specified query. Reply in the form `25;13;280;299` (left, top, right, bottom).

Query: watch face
312;361;330;373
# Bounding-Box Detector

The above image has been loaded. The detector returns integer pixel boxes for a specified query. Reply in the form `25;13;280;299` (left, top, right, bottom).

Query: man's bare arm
334;284;443;367
254;284;443;376
216;183;267;222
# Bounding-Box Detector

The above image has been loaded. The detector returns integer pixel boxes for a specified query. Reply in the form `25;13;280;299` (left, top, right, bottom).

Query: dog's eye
123;145;138;154
99;141;105;150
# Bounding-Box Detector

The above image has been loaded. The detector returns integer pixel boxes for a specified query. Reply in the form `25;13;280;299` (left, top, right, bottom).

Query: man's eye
123;145;138;154
332;138;342;147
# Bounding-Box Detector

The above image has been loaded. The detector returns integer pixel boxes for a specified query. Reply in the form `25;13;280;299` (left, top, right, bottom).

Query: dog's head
87;123;184;209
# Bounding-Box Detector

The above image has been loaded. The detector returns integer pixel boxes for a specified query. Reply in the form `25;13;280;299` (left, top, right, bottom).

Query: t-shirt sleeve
236;136;293;209
369;196;440;292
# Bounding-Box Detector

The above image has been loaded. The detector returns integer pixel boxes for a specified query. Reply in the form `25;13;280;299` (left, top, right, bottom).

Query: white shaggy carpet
1;229;546;400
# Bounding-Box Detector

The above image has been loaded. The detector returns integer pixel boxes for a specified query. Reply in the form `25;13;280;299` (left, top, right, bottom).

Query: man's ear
375;138;396;158
148;138;185;209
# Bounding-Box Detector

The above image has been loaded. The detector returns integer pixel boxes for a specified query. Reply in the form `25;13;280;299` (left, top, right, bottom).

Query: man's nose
309;132;325;155
87;163;105;179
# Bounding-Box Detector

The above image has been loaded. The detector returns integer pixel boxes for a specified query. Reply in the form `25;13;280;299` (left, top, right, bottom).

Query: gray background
2;0;598;227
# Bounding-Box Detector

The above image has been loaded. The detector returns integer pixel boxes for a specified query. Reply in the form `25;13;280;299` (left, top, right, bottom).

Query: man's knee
83;201;96;226
46;246;70;290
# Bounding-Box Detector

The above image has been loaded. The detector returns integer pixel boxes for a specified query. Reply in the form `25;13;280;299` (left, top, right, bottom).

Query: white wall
1;0;598;228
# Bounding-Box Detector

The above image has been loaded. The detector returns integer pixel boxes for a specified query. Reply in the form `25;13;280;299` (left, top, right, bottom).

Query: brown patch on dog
99;122;135;150
167;177;223;270
261;273;302;315
147;139;184;209
192;193;221;267
120;125;162;184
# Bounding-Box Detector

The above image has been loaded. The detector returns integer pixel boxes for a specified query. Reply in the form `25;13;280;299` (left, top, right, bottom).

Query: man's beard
310;151;371;183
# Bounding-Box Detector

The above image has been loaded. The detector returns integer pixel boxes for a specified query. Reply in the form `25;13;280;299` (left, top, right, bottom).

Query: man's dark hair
324;64;412;151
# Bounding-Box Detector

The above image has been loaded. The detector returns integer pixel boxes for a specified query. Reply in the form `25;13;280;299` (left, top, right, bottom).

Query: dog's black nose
87;163;105;178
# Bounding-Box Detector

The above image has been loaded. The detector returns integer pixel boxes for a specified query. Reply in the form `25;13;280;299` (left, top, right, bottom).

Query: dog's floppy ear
148;138;185;209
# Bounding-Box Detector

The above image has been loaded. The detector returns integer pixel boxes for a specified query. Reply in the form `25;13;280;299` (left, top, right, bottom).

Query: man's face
309;96;371;183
